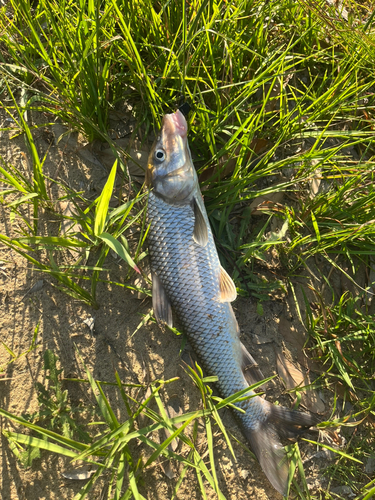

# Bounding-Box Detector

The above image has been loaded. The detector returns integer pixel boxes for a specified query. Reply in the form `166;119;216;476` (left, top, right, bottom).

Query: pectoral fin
192;197;208;247
219;266;237;302
152;271;173;327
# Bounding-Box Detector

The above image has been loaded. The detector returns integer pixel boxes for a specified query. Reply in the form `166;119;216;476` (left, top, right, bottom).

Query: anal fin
241;342;265;386
152;271;173;327
192;197;208;247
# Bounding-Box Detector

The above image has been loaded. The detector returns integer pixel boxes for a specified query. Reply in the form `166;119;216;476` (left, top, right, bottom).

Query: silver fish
146;110;318;495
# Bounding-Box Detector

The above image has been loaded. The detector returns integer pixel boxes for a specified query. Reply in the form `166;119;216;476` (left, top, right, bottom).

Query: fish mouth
162;110;188;139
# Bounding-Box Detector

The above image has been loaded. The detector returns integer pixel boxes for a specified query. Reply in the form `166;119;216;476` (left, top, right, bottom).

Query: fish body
146;110;318;495
148;193;249;395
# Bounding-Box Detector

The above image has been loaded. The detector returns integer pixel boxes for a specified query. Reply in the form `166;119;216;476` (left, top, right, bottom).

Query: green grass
0;0;375;498
0;349;274;500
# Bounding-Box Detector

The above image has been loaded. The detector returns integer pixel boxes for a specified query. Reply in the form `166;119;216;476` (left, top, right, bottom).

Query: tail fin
242;402;320;496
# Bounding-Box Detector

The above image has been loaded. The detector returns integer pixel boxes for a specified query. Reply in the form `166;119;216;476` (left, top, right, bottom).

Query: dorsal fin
152;271;173;327
192;197;208;247
219;265;237;302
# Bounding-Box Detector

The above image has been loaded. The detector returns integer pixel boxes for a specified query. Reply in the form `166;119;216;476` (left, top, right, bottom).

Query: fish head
147;110;198;203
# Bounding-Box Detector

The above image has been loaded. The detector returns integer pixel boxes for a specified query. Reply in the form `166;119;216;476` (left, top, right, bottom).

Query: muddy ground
0;106;352;500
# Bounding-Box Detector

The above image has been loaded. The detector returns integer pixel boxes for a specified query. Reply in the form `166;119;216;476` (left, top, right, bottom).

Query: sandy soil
0;106;340;500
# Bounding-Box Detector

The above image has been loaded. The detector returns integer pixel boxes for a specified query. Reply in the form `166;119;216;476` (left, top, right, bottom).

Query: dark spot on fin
219;265;237;302
152;271;173;328
242;401;320;496
240;342;265;386
192;197;208;247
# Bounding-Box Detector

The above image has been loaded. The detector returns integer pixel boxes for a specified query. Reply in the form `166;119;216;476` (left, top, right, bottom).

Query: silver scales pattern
147;191;267;430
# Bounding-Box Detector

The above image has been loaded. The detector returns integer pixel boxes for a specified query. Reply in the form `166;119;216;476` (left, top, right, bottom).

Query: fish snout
162;110;188;138
147;110;197;203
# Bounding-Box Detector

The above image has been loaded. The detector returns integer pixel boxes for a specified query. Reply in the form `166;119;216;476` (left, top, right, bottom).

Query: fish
146;109;319;496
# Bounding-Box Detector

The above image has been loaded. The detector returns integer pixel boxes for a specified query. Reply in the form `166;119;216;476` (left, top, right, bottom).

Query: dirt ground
0;106;347;500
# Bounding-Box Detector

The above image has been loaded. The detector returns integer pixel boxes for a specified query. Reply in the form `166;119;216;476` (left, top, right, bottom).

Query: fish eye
154;149;165;162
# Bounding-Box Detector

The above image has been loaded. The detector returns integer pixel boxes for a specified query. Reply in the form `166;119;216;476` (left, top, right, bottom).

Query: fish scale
146;109;319;495
148;191;266;429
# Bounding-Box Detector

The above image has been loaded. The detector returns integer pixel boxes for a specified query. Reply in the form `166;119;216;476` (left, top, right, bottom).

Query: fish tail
242;402;320;496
